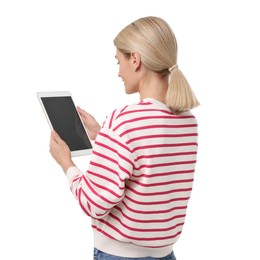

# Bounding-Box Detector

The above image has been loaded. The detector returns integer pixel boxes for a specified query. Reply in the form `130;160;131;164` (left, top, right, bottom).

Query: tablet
37;91;92;156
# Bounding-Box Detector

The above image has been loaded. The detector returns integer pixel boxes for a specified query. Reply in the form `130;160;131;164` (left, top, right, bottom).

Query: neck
139;73;168;104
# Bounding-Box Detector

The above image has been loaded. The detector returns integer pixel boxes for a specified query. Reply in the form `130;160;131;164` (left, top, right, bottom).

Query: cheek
119;65;126;78
119;66;127;82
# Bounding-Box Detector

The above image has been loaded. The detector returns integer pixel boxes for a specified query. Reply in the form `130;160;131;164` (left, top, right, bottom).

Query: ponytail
166;67;200;114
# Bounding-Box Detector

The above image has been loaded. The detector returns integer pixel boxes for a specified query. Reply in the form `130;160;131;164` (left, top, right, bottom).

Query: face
115;49;139;94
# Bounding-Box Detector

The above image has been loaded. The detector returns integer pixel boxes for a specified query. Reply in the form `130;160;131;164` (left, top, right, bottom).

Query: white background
1;0;260;259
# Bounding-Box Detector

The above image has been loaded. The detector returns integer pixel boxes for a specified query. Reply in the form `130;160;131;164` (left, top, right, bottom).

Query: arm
49;109;134;219
67;128;134;219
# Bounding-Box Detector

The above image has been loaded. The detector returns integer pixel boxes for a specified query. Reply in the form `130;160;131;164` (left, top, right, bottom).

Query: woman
50;16;199;260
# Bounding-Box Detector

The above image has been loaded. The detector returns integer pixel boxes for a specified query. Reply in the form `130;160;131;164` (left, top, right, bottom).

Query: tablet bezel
37;91;93;157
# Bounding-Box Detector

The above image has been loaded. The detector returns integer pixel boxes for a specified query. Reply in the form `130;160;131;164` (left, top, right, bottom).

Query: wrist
61;160;75;174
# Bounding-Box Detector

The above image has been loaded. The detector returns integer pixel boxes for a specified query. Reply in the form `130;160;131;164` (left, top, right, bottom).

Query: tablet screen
38;93;92;156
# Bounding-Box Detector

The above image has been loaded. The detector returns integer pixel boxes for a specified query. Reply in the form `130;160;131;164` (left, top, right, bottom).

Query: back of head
114;16;199;113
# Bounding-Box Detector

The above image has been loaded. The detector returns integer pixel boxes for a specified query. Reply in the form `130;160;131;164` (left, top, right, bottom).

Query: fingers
51;130;62;143
77;106;85;116
49;130;73;172
49;131;69;155
77;106;93;117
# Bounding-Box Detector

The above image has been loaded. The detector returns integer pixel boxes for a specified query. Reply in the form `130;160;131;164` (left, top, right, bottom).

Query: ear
130;51;141;71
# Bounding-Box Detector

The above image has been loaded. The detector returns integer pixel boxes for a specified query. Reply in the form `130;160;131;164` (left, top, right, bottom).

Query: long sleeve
66;127;134;219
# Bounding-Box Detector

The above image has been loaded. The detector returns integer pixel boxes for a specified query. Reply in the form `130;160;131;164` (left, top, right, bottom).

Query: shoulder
102;99;198;132
102;103;137;129
102;100;157;129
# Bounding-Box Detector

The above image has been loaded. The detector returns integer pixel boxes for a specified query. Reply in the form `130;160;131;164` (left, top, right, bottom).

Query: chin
124;86;138;95
125;89;136;95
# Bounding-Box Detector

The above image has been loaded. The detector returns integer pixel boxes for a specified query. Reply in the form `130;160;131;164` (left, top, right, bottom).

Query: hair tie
168;64;178;73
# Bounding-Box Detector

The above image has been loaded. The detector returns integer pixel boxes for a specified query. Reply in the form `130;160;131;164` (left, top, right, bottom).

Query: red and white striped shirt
66;98;198;258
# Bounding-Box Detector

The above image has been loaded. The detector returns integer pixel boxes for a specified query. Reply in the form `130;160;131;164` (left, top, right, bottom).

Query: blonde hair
113;16;199;113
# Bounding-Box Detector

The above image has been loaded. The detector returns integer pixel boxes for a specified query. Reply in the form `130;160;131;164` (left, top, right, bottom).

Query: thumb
51;130;62;143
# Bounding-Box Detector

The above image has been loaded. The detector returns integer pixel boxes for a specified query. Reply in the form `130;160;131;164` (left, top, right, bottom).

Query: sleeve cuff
66;166;81;183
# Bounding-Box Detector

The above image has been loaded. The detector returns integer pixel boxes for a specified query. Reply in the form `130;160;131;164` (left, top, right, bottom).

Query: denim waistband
93;248;176;260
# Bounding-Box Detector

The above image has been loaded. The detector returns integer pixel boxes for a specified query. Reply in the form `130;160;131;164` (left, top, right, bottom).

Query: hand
77;106;101;140
49;130;75;173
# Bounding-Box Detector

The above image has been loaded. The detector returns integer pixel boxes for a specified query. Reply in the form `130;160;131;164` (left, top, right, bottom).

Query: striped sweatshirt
66;98;198;258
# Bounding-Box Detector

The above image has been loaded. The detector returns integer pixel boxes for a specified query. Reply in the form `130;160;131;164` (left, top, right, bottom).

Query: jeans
93;248;176;260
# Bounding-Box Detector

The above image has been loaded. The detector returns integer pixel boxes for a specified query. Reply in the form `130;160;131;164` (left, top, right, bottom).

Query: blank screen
41;96;92;152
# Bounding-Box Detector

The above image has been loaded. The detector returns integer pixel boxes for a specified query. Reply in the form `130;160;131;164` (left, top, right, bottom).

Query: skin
49;49;168;173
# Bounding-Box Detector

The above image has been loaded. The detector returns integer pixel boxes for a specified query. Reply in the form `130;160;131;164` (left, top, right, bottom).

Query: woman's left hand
49;130;75;173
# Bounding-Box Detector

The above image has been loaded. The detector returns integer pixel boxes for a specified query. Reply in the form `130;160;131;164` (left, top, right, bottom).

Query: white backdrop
1;0;259;259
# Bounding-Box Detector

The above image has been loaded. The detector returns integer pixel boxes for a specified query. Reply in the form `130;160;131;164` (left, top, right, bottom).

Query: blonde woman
50;16;199;260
